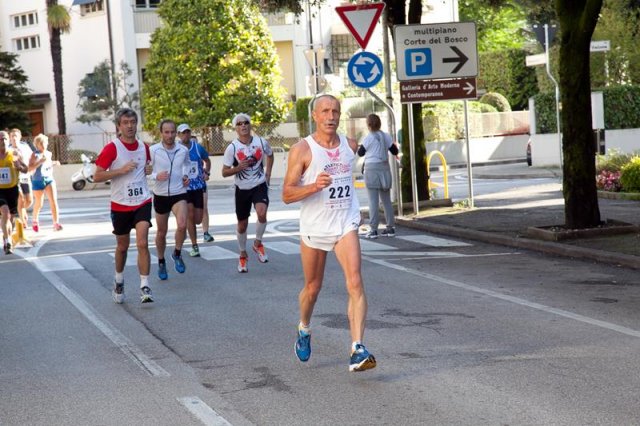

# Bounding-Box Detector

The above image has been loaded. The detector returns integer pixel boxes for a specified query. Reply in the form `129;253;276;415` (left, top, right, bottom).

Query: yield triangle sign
335;2;385;50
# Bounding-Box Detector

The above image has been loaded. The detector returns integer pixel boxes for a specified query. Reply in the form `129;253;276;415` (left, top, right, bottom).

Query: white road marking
35;255;84;271
362;251;463;257
198;245;239;260
109;251;158;266
177;396;233;426
398;235;472;247
14;238;170;377
359;239;397;251
267;241;301;255
365;256;640;339
397;252;521;260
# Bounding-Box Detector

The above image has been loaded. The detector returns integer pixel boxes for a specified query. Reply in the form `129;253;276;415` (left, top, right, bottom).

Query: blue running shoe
349;344;377;372
158;261;168;280
171;252;186;273
295;328;311;362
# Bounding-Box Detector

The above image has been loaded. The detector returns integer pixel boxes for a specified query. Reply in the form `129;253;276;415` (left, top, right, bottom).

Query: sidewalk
396;162;640;270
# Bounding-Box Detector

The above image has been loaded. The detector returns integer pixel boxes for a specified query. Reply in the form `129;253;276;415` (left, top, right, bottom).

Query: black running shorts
110;202;152;236
235;182;269;221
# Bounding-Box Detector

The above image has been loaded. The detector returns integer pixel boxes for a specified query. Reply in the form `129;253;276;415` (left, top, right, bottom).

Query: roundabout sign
347;51;383;89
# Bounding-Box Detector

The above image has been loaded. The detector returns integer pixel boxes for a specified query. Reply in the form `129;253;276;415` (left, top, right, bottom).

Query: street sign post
347;51;383;89
335;3;385;50
399;77;477;104
394;22;478;81
393;22;478;212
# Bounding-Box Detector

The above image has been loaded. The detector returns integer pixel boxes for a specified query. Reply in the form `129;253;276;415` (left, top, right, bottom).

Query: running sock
237;231;247;252
298;322;311;335
140;275;149;289
255;221;267;242
174;248;181;257
115;271;124;284
352;341;362;352
159;258;166;264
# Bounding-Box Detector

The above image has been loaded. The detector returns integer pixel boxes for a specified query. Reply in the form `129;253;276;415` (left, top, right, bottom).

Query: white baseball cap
177;123;191;133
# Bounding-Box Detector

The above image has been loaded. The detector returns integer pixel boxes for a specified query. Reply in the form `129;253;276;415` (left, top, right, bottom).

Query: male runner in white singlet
282;95;376;372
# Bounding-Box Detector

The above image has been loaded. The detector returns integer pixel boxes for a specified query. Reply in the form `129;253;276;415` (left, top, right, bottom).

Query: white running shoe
140;286;154;304
113;281;125;304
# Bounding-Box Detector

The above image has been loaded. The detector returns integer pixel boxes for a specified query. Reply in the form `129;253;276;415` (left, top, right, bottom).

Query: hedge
477;49;538;111
533;85;640;133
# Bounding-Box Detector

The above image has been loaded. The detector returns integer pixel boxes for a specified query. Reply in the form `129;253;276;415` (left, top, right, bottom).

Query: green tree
557;0;603;229
460;0;528;52
76;60;139;129
0;51;32;130
141;0;289;128
591;0;640;86
46;1;71;135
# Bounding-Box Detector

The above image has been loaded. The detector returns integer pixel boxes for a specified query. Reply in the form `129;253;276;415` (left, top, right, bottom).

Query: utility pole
105;0;117;115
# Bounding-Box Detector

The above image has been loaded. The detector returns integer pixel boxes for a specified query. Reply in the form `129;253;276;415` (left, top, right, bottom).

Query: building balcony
133;10;161;34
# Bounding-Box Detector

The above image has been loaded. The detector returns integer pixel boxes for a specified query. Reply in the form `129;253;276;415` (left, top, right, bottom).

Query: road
428;167;559;201
3;180;640;425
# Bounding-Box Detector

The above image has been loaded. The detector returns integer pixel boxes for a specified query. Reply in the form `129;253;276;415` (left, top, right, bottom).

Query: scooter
71;153;110;190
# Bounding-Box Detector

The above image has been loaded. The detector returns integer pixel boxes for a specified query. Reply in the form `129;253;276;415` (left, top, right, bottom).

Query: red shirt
96;139;151;212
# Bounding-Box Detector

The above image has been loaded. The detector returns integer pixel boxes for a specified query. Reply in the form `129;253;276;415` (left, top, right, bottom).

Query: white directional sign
525;53;547;67
394;22;478;81
590;40;610;52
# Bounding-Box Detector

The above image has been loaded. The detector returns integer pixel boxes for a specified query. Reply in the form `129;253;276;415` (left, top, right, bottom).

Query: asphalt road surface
2;182;640;425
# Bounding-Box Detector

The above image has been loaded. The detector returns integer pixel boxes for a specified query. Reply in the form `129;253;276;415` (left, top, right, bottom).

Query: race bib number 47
0;167;10;185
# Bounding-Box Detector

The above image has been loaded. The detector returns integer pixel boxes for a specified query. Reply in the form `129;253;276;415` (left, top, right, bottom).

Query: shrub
422;101;497;141
596;170;622;192
478;49;537;111
534;85;640;133
620;157;640;192
479;92;511;112
295;97;313;137
596;149;635;173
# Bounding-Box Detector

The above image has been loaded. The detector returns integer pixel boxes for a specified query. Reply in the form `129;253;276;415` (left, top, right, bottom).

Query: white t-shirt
299;135;361;237
13;141;33;183
361;131;393;165
222;136;273;190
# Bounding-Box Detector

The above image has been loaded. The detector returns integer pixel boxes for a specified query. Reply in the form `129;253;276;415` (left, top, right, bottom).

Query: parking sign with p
406;48;432;76
394;22;478;81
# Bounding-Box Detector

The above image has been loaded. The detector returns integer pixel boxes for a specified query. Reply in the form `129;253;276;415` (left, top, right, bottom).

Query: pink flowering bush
596;170;622;192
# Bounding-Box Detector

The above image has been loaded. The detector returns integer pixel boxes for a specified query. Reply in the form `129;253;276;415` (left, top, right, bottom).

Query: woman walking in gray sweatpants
357;113;399;239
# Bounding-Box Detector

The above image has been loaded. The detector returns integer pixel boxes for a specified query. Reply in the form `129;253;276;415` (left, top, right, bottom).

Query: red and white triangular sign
335;3;385;50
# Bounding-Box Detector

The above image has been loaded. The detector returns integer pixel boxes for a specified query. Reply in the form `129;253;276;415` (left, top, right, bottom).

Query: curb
395;217;640;271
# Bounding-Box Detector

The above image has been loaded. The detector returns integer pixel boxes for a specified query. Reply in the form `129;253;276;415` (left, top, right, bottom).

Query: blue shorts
32;177;54;191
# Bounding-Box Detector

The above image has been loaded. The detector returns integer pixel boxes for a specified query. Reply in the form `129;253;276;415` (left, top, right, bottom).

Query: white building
0;0;458;152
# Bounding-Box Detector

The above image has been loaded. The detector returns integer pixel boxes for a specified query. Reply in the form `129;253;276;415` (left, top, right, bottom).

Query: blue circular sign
347;51;384;89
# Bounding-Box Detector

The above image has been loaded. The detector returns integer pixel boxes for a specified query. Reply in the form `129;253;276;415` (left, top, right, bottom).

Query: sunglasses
236;121;250;126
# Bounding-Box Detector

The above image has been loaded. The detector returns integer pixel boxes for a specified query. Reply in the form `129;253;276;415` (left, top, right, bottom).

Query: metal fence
23;133;112;164
194;123;298;155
